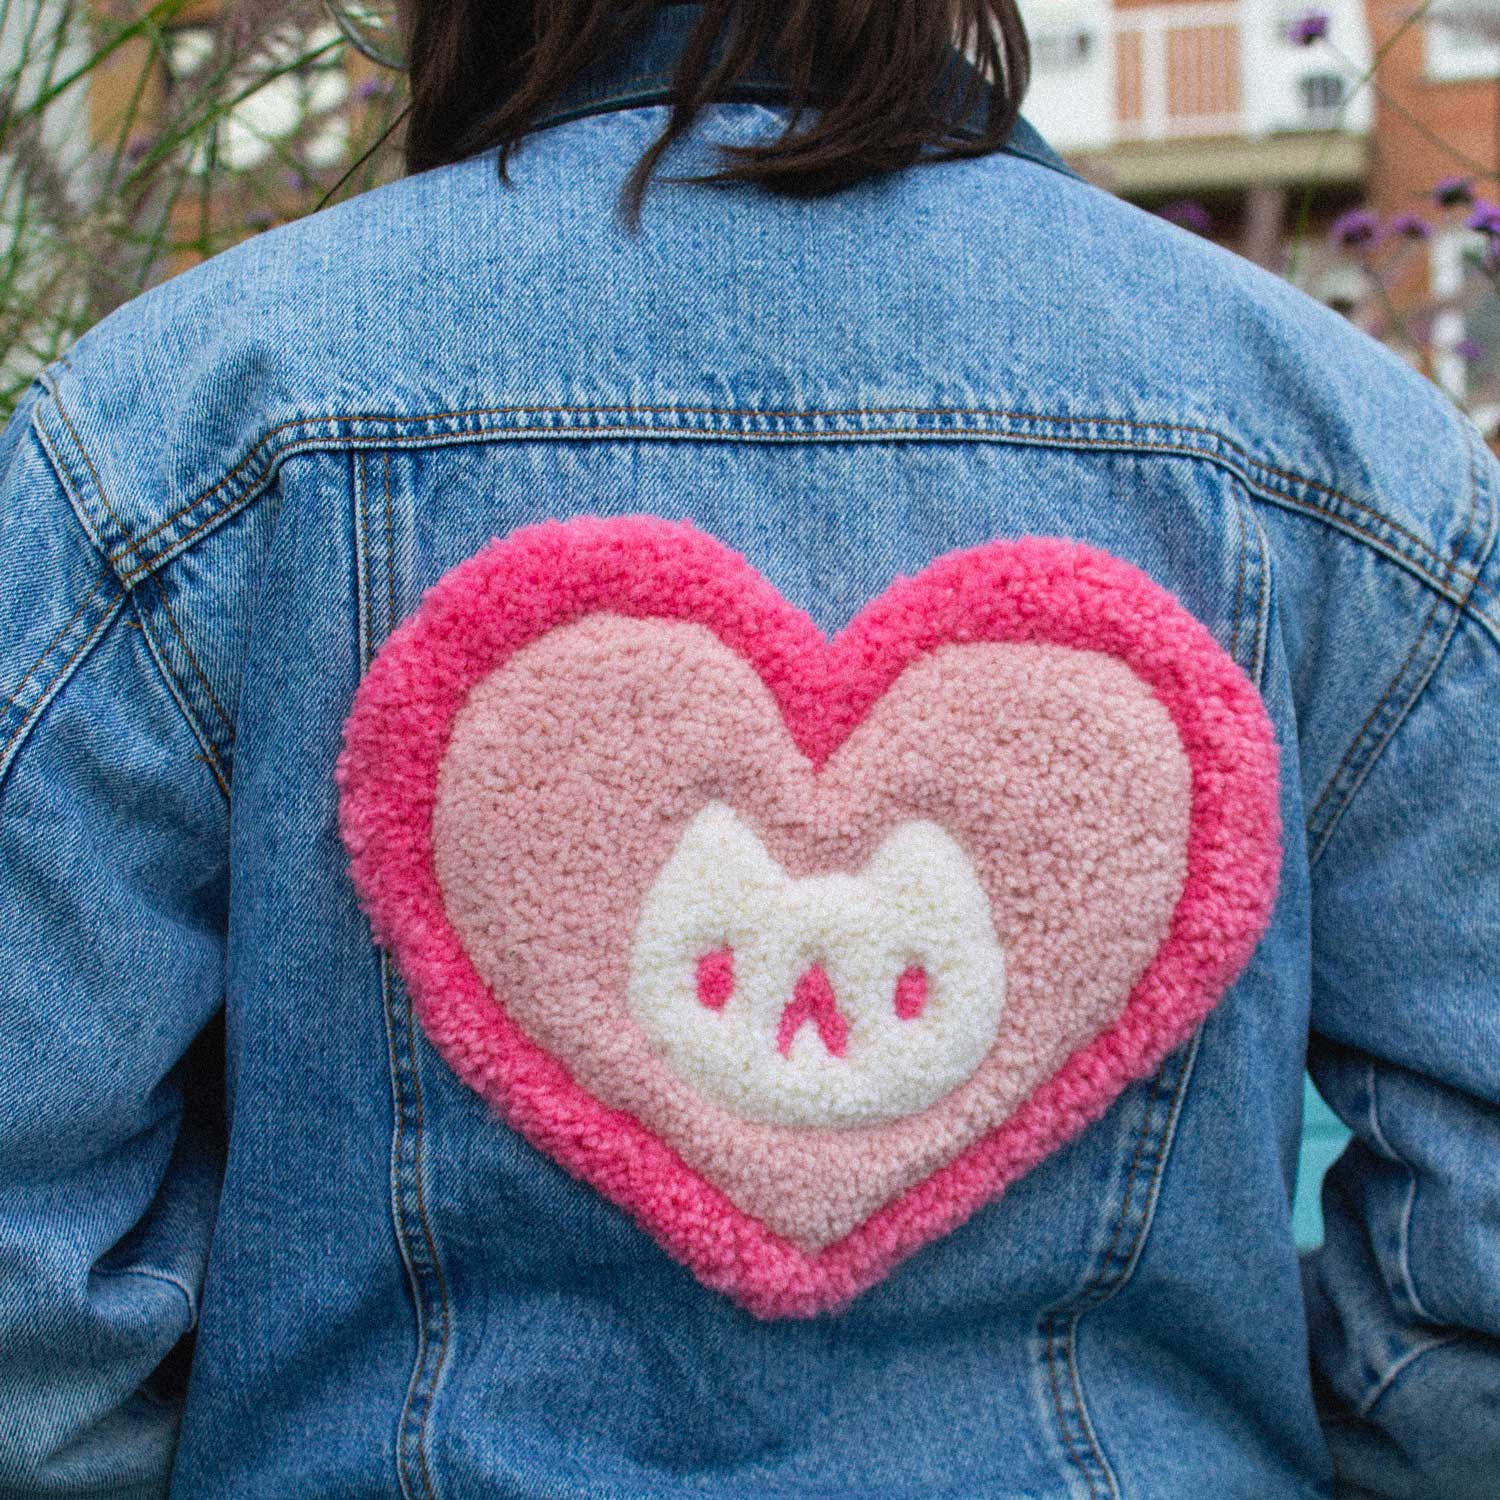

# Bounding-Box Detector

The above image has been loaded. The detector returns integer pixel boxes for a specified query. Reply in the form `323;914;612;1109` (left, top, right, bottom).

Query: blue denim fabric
2;10;1499;1498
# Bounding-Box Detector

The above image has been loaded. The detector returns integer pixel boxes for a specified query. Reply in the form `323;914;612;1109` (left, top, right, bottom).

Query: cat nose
778;965;849;1058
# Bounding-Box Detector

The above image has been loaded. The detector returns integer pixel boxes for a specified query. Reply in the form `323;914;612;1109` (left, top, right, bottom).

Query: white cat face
626;803;1007;1128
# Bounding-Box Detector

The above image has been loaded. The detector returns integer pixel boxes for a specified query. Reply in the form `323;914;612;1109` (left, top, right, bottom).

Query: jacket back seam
355;450;452;1500
1033;508;1265;1498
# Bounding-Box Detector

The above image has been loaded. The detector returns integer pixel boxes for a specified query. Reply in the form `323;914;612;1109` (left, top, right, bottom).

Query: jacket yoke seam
29;390;1498;640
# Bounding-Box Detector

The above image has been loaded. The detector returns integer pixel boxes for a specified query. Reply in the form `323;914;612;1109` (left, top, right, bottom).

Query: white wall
1020;0;1116;152
1244;0;1374;137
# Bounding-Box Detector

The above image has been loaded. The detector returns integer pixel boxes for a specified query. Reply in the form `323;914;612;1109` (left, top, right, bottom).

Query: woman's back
3;5;1499;1497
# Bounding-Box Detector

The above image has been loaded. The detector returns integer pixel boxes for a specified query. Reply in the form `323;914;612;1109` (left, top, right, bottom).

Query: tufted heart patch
337;518;1280;1318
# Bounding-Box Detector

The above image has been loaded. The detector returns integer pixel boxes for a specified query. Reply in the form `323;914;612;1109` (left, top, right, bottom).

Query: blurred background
6;0;1494;1247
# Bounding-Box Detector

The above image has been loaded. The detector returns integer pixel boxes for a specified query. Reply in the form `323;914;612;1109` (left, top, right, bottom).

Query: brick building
1022;0;1500;427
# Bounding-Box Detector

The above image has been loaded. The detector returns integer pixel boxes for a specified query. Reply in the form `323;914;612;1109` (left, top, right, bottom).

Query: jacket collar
531;1;1079;182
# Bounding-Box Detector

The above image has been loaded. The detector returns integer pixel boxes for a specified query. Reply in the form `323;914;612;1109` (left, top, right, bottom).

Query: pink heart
338;518;1279;1317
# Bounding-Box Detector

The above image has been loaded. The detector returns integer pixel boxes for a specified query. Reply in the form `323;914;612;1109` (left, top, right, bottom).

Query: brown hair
400;0;1031;218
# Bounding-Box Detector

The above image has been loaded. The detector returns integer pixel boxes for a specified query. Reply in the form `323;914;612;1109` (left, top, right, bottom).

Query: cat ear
862;821;996;952
635;802;785;953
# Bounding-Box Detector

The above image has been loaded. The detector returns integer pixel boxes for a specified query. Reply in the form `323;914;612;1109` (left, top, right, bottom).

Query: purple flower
1468;201;1500;235
1160;199;1212;235
1385;211;1431;241
281;168;310;192
355;76;394;102
1455;336;1485;363
245;209;275;233
1288;10;1330;45
1435;175;1475;208
1330;208;1378;250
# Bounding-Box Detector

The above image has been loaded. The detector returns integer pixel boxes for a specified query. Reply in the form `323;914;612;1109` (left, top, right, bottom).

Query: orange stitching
0;597;118;765
384;961;433;1500
1040;1064;1169;1498
1043;1315;1106;1500
1230;498;1248;668
383;452;396;637
1308;593;1443;840
1098;1067;1170;1281
405;982;450;1500
357;454;372;670
357;469;446;1500
51;391;136;552
118;425;1479;615
1307;565;1454;830
1310;428;1483;839
98;401;1479;588
1;574;108;718
148;570;234;734
47;392;236;796
1062;1334;1111;1499
52;389;235;741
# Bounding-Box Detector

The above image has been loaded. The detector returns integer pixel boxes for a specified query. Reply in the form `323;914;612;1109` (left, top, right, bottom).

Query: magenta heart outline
336;517;1280;1318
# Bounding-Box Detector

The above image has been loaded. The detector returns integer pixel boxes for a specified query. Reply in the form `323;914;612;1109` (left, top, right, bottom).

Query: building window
1031;29;1094;72
1425;3;1500;82
1315;261;1369;317
1296;71;1346;122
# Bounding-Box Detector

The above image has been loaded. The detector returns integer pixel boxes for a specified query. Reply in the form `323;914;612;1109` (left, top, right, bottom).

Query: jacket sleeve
1303;546;1500;1498
0;386;227;1500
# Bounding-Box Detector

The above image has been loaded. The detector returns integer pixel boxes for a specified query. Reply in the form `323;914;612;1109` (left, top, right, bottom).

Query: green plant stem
1287;0;1441;282
3;0;198;134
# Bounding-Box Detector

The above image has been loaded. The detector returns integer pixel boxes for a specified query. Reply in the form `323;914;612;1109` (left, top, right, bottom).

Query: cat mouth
695;950;931;1060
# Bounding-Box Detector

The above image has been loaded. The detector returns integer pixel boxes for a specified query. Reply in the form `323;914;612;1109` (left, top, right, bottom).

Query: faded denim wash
2;8;1498;1498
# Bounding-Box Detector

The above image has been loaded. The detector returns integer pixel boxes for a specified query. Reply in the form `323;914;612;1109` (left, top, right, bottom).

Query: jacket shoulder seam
1307;422;1498;864
0;574;124;797
27;393;231;801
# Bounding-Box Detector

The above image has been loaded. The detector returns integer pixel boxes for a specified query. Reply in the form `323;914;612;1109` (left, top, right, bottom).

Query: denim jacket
3;9;1499;1498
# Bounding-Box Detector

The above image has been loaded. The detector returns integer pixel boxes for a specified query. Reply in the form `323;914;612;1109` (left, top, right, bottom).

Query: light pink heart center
432;612;1191;1251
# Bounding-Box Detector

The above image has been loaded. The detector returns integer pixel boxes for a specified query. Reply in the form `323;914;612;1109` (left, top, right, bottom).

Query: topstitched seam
147;568;234;735
1043;1321;1108;1500
127;595;232;802
1229;495;1248;668
384;451;397;637
354;459;449;1500
104;425;1499;642
1039;1051;1172;1500
50;390;136;557
1306;424;1488;858
1306;595;1442;836
1;573;108;718
36;389;231;786
407;1020;450;1500
0;597;120;769
380;953;423;1500
65;400;1482;598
